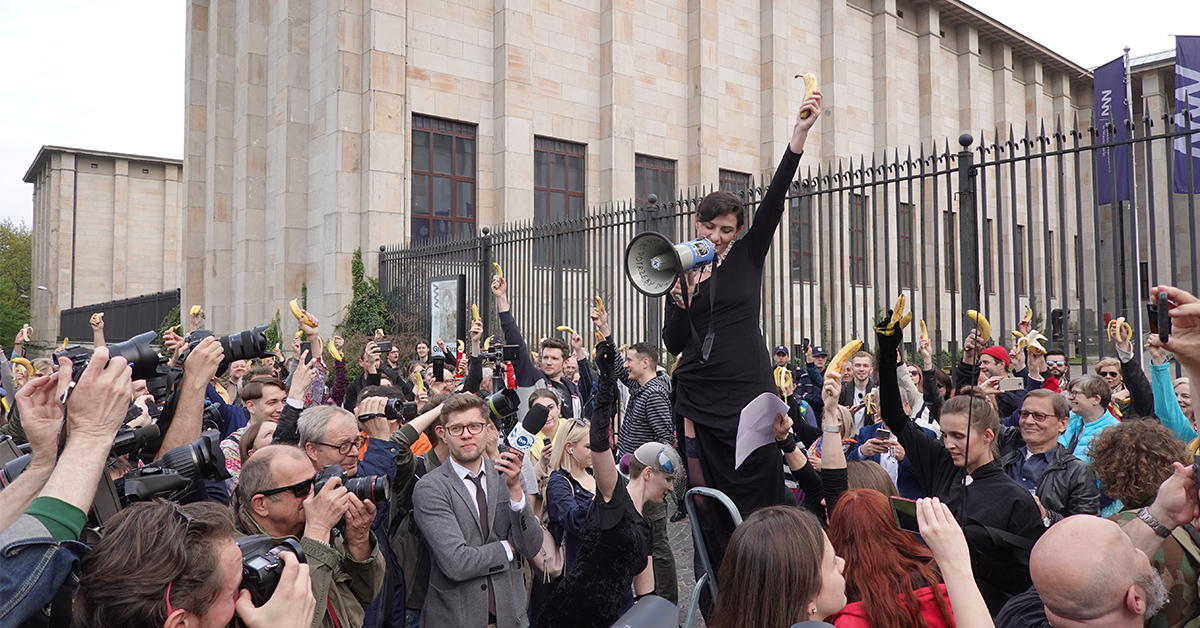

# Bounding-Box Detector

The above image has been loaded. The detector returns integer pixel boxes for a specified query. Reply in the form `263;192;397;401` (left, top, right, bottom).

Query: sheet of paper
735;392;791;469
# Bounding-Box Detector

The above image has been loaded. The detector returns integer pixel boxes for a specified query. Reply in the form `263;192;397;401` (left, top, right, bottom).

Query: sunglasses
1100;371;1120;378
1046;360;1066;367
656;447;677;476
257;475;316;499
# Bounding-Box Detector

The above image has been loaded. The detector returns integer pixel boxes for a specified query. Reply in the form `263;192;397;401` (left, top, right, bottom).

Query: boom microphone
507;403;550;452
624;231;716;297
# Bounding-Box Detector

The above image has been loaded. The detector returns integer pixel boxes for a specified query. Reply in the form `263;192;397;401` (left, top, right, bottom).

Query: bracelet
1136;507;1172;538
776;434;797;454
822;423;842;433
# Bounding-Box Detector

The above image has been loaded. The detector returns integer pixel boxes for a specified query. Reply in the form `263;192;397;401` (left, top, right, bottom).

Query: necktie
468;472;496;615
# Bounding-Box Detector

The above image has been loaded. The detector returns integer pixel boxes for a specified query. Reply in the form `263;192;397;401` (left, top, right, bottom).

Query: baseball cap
811;346;828;357
981;345;1011;367
773;345;789;355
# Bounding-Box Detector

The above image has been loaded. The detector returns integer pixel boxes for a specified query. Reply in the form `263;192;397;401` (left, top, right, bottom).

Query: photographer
0;348;133;626
492;275;583;420
237;444;384;628
343;342;385;413
75;500;315;628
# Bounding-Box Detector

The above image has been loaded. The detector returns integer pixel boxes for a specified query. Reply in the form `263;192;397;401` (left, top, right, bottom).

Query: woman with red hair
827;489;954;628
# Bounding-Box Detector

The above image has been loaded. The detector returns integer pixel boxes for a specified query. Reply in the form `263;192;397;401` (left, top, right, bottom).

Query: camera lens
108;331;168;382
219;325;272;364
344;475;390;503
153;430;231;486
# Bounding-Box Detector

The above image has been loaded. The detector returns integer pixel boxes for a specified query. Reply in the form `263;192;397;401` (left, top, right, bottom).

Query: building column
599;0;635;203
204;0;237;331
493;0;535;220
820;0;850;162
112;158;129;300
361;0;408;279
759;0;791;173
917;5;943;143
163;164;181;292
687;0;719;185
872;0;898;151
956;25;981;137
182;0;210;325
232;0;269;328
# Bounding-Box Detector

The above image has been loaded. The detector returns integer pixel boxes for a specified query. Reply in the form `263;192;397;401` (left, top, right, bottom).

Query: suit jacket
413;457;543;628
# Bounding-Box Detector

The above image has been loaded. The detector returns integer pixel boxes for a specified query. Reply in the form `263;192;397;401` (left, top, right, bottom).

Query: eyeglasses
1100;371;1120;378
257;475;316;499
445;422;487;437
1046;360;1066;367
317;435;366;456
1018;410;1056;423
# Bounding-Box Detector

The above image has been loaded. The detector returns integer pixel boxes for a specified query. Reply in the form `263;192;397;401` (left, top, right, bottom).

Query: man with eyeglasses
999;389;1100;526
237;444;385;628
412;393;542;628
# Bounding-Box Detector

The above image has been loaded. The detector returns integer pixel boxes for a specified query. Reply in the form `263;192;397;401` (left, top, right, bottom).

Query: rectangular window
635;155;676;205
1015;224;1027;297
411;115;476;245
850;194;869;287
719;169;751;193
534;137;587;267
898;202;914;290
943;210;957;293
790;189;814;283
983;218;994;295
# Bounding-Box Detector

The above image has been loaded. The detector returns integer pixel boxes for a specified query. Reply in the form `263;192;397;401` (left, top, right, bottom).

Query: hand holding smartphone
890;496;919;533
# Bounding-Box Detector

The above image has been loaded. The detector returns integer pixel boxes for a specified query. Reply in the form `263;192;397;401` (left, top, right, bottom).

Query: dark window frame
850;193;869;287
790;189;814;283
635;154;677;205
534;137;587;268
943;210;957;293
898;201;914;290
719;169;752;194
411;115;477;244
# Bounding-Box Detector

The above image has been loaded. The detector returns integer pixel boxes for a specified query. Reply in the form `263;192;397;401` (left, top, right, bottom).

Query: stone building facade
183;0;1093;335
24;147;183;344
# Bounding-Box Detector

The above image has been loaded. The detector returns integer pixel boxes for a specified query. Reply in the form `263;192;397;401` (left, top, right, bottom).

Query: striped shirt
616;363;675;457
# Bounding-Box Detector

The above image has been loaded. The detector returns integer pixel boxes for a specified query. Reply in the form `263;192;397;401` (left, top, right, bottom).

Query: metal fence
380;112;1199;372
59;289;181;345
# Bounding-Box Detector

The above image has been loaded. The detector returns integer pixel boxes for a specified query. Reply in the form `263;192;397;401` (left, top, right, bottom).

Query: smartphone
889;496;920;533
998;377;1024;392
876;427;892;441
299;341;314;365
543;437;552;447
374;340;393;354
1147;292;1172;344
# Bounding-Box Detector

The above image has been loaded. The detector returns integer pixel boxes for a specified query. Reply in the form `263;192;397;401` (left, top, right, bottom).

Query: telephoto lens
153;429;231;487
314;465;390;503
237;536;306;607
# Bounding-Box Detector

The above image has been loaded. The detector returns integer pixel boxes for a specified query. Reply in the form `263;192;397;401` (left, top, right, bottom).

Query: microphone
507;403;550;452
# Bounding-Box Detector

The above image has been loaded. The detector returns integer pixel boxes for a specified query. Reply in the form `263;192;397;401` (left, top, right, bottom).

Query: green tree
335;249;392;381
0;219;32;347
158;304;181;344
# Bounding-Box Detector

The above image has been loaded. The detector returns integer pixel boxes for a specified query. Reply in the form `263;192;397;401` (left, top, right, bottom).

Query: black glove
594;340;616;379
590;341;617;453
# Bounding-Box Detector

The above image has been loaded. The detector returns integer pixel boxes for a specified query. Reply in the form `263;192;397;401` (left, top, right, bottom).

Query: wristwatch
1136;507;1172;538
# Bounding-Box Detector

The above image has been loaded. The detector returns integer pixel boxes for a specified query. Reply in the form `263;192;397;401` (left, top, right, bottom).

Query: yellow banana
1012;330;1028;351
472;303;481;322
288;299;315;326
169;324;180;333
492;262;503;278
273;343;281;354
1025;330;1048;355
531;351;539;362
967;310;992;341
824;339;864;381
919;319;929;341
295;330;304;338
595;296;605;313
413;370;425;395
774;366;793;390
795;73;819;119
327;338;343;362
12;357;33;375
60;337;69;349
1023;305;1034;324
594;331;606;344
374;329;384;340
556;325;576;336
1106;317;1133;341
189;305;201;316
618;344;629;354
877;294;913;336
483;336;494;351
90;312;104;325
457;339;465;354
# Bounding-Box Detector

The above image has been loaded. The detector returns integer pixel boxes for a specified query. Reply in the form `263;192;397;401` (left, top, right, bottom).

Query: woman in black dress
663;91;821;593
535;340;682;628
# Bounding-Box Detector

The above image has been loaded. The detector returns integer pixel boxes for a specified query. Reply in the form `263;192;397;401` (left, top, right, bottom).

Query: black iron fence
59;289;180;345
380;112;1199;372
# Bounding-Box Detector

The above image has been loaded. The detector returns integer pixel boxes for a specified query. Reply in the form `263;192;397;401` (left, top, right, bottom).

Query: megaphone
624;231;716;297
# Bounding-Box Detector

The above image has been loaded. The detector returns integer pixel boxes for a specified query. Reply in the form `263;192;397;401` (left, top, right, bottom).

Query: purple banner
1175;35;1200;194
1094;57;1131;204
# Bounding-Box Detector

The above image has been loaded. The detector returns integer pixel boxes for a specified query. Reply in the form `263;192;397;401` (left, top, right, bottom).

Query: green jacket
237;506;385;628
1115;510;1200;628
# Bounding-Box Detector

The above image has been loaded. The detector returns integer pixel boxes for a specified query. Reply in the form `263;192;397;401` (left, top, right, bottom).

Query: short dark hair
239;419;274;463
540;337;569;357
696;190;745;228
357;384;408;405
1045;346;1066;358
438;393;487;426
76;501;235;628
1024;389;1070;418
423;392;453;443
242;377;286;404
629;342;659;369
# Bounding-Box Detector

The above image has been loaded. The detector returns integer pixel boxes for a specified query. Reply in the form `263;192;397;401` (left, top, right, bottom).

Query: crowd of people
1;86;1199;628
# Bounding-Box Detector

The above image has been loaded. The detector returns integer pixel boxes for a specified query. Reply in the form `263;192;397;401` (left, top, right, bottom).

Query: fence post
957;133;980;316
642;197;662;345
480;227;492;340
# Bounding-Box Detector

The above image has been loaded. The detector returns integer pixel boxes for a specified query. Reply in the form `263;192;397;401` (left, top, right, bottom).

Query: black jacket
999;432;1100;523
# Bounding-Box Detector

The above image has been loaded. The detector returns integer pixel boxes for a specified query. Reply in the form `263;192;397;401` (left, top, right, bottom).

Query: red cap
981;345;1010;367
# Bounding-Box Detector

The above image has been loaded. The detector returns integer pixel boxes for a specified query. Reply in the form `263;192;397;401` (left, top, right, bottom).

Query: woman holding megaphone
662;88;821;603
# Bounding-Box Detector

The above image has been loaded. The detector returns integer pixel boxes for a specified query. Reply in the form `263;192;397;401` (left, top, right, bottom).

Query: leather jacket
1000;428;1100;523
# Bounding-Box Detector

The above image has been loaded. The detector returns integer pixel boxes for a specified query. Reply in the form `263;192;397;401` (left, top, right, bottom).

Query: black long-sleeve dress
662;147;802;516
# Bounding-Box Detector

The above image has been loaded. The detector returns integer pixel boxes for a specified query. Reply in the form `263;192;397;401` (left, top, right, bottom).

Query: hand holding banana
825;339;863;383
774;366;793;390
1106;317;1133;343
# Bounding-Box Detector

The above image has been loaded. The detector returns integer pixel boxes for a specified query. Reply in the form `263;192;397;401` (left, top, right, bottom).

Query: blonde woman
530;419;594;624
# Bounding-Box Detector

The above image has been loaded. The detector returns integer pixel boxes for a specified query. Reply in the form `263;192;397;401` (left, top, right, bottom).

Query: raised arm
0;374;64;531
589;340;620;503
493;275;540;386
156;337;224;458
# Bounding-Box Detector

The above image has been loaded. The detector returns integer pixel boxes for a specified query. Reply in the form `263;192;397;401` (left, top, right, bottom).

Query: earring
809;607;817;615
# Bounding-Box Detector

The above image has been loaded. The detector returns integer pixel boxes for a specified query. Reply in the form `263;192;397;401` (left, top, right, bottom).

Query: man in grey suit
413;393;543;628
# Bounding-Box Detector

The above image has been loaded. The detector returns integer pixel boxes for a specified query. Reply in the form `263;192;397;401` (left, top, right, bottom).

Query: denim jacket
0;514;90;627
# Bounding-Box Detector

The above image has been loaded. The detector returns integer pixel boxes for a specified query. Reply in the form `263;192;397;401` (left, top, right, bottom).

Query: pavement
666;506;705;628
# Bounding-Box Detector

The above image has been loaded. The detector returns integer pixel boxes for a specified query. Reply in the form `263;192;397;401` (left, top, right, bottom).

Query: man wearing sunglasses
998;389;1100;527
237;444;385;628
1045;347;1070;388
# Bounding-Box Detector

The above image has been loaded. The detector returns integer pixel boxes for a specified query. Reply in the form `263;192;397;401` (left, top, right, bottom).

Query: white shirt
447;456;526;561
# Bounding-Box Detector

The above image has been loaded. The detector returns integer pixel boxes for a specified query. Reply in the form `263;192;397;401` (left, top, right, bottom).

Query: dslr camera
54;330;171;399
479;344;519;364
382;398;418;424
314;464;390;503
178;325;274;377
237;535;306;606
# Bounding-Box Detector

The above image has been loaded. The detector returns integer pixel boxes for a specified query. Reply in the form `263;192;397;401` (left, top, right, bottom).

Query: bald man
1031;515;1168;627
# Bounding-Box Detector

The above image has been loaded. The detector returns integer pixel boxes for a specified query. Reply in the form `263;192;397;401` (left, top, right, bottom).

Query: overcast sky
0;0;1189;225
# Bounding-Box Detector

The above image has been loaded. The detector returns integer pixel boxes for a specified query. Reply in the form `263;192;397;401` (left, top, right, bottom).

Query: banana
295;330;304;338
618;344;629;354
774;366;793;390
472;303;481;322
90;312;104;325
556;325;576;336
877;294;913;336
189;305;201;316
795;73;819;119
1024;330;1048;355
967;310;992;341
1012;330;1028;351
457;339;465;354
594;331;606;344
1023;306;1034;324
327;337;343;362
530;351;539;362
595;296;605;313
824;339;864;381
273;343;281;355
413;370;425;395
60;337;69;349
12;357;33;375
1106;317;1133;342
483;336;494;351
374;329;384;340
919;320;929;341
288;299;316;327
169;324;180;333
492;262;503;278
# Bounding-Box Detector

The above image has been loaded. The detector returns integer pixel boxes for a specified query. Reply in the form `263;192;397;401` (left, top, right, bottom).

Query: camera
178;325;273;377
54;331;171;396
154;429;232;486
237;535;306;607
109;424;162;458
479;344;519;364
0;424;162;491
383;398;418;424
313;464;390;503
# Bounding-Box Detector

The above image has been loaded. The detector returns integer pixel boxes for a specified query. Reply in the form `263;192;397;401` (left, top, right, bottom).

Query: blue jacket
846;422;936;499
205;383;248;438
0;514;89;627
795;362;826;416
